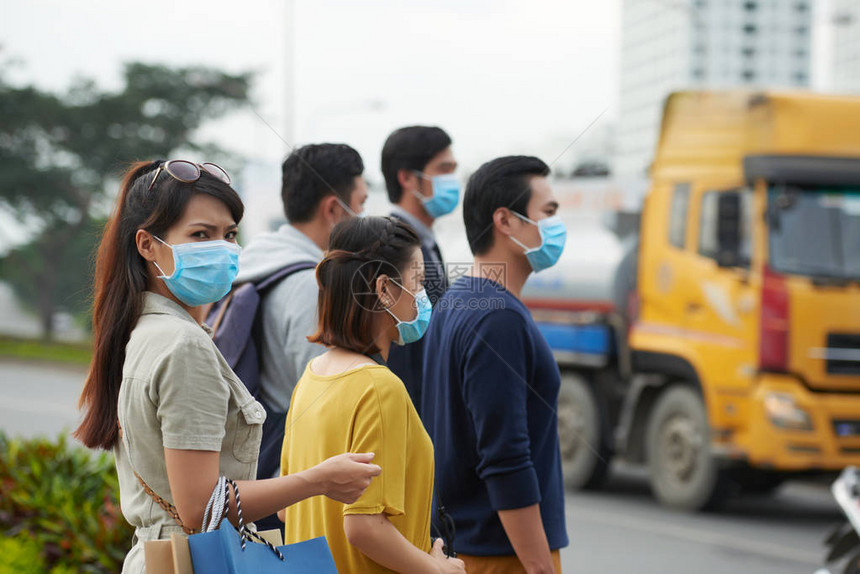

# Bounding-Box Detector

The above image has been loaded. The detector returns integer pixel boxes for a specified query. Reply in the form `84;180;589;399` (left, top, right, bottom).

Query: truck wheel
557;371;611;490
646;385;730;511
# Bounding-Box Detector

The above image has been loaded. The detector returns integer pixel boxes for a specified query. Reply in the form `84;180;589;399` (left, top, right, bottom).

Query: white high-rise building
832;0;860;93
616;0;813;178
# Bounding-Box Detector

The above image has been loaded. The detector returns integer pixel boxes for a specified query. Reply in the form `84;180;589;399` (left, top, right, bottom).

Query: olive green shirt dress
114;292;265;574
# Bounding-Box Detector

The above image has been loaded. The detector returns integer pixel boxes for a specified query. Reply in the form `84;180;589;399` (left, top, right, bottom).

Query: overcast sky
1;0;621;182
1;0;844;248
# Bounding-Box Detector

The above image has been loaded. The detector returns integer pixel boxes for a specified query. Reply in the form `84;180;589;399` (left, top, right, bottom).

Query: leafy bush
0;532;79;574
0;532;45;573
0;432;133;573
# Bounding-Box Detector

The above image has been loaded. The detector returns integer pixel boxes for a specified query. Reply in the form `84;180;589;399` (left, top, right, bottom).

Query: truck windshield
768;186;860;281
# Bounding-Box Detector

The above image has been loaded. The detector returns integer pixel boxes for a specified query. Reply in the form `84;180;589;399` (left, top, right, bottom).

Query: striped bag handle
203;477;285;561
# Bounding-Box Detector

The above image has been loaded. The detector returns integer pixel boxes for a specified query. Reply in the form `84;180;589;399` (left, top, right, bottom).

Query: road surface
0;359;85;439
0;359;840;573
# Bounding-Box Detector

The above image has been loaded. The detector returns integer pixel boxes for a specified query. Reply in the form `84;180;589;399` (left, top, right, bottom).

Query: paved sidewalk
0;359;86;439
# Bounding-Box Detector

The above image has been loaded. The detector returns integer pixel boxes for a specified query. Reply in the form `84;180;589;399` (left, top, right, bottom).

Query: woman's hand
430;539;466;573
307;452;382;504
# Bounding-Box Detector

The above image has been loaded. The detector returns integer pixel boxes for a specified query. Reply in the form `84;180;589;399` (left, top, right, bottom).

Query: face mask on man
508;212;567;273
152;236;241;307
411;172;460;218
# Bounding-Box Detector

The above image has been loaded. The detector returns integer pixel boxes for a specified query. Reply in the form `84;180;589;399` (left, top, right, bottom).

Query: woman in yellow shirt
279;216;466;574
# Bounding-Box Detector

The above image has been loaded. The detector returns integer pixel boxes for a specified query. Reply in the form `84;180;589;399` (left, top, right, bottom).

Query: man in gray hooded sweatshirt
234;143;367;489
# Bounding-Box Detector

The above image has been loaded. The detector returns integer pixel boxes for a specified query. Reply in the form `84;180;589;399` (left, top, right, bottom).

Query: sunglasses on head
148;160;231;191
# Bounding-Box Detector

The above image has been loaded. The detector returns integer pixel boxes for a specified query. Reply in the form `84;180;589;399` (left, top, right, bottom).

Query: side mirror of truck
716;193;742;268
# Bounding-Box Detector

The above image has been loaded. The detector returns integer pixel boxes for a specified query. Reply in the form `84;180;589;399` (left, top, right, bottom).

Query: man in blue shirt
422;156;568;573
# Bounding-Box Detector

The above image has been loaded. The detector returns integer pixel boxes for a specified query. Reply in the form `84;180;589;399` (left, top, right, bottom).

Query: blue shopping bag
187;476;339;574
188;521;338;573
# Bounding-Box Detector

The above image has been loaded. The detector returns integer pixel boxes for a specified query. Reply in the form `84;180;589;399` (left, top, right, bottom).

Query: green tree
0;217;105;333
0;59;252;340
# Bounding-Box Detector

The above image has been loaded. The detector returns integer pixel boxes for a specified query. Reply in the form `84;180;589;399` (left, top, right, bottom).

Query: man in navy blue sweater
422;156;568;573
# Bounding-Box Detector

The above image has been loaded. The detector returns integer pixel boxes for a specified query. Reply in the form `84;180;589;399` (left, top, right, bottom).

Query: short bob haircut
309;216;421;356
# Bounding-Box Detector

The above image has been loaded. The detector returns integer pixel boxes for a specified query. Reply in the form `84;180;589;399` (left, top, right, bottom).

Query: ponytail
74;162;154;450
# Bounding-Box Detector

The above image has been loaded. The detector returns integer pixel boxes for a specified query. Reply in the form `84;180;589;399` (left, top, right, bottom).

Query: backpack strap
209;261;317;337
255;261;318;292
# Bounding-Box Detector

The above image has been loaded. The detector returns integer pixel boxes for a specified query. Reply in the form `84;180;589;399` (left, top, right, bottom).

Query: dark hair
309;216;420;356
381;126;452;203
463;155;550;256
74;161;244;450
282;143;364;223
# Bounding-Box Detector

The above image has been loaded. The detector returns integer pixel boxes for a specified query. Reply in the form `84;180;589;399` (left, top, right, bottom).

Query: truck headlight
764;392;813;431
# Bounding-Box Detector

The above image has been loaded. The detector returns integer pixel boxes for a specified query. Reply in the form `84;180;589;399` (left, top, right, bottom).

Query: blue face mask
153;237;241;307
384;279;432;345
413;172;460;218
509;213;567;273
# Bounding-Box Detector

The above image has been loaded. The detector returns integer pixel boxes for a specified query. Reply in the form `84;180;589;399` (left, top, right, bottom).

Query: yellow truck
523;90;860;510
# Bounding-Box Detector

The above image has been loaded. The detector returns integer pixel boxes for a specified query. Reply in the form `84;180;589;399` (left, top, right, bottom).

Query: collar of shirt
142;291;213;336
277;222;324;260
390;206;437;249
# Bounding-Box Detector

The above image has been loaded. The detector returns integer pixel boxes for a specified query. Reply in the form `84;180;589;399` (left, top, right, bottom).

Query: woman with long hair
74;160;381;573
278;216;466;573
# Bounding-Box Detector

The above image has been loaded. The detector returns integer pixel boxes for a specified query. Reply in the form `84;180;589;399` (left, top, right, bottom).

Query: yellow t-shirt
280;362;434;573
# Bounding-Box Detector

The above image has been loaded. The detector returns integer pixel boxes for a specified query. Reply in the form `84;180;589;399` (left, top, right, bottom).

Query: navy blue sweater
421;275;568;556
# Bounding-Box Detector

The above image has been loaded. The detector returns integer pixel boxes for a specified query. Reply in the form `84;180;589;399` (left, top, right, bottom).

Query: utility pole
283;0;296;145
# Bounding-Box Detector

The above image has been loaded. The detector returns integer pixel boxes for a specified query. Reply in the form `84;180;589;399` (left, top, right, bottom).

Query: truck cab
528;91;860;510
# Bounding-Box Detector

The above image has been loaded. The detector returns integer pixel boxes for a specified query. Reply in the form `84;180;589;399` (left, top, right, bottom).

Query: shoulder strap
256;261;318;292
117;422;196;535
209;260;317;338
209;290;235;335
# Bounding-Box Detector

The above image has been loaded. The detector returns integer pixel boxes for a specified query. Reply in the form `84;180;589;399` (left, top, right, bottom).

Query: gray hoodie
235;224;323;412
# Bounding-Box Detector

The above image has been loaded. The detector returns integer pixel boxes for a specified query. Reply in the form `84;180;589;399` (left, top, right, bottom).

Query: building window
743;24;758;34
795;2;808;12
795;48;807;58
795;71;808;84
669;184;691;249
796;26;808;35
743;1;758;11
742;47;756;58
692;68;705;80
742;69;756;82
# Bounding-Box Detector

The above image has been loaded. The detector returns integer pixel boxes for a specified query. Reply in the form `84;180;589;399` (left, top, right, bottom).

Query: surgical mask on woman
152;237;241;307
384;278;432;345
